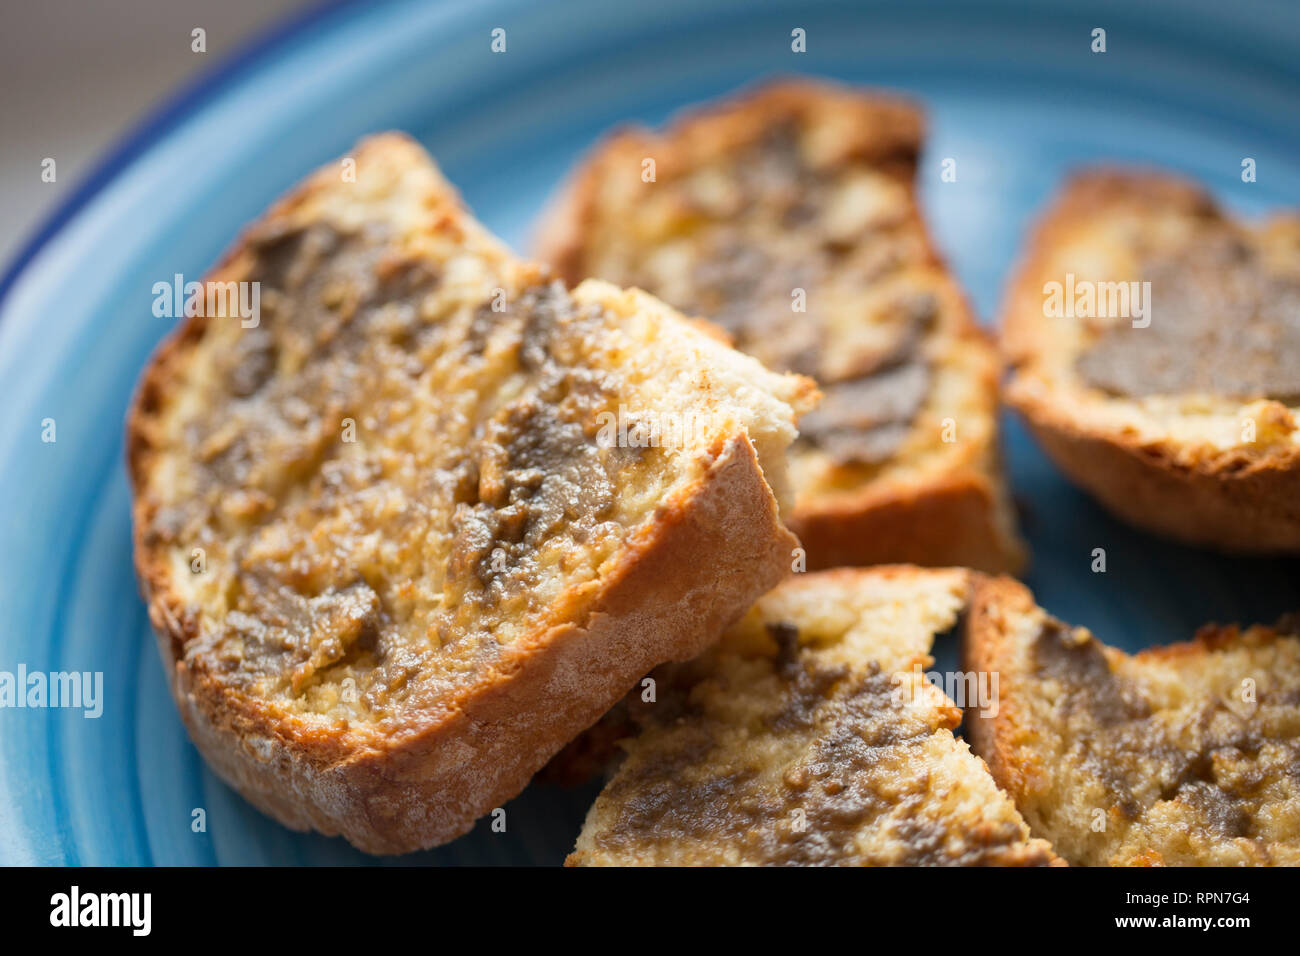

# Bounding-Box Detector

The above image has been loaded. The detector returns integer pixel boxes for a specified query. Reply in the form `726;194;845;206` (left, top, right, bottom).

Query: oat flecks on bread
963;575;1300;866
1002;169;1300;551
536;78;1025;574
127;133;817;854
567;567;1060;866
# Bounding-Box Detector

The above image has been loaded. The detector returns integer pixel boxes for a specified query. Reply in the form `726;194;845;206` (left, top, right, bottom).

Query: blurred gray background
1;0;305;267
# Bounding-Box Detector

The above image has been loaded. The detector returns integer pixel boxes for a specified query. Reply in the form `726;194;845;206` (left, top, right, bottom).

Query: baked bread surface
1002;170;1300;551
964;575;1300;866
537;78;1025;573
568;567;1059;866
127;134;816;854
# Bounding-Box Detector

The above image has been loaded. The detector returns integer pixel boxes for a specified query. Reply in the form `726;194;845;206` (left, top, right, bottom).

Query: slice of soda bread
964;574;1300;866
1002;170;1300;551
536;79;1025;573
567;567;1060;866
127;134;816;854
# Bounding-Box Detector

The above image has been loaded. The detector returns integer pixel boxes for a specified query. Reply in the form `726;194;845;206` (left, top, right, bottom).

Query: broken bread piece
964;574;1300;866
567;567;1060;866
127;133;816;854
537;78;1025;573
1002;170;1300;551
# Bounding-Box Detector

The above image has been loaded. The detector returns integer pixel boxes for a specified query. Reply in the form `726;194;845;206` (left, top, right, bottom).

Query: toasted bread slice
536;79;1025;573
127;134;817;854
567;567;1060;866
1002;170;1300;551
964;575;1300;866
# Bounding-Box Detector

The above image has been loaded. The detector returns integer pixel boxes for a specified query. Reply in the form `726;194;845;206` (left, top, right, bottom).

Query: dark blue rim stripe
4;0;362;866
0;0;365;313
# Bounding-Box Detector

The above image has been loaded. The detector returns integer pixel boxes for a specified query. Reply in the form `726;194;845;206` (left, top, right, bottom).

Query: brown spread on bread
1001;169;1300;554
627;123;932;468
129;134;818;852
1076;230;1300;401
546;106;935;470
538;80;1027;574
146;220;663;716
568;569;1059;866
594;634;962;865
1030;618;1299;842
133;136;814;725
965;574;1300;866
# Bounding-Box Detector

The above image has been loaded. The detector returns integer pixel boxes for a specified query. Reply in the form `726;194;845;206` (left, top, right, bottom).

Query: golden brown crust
959;575;1040;805
1010;398;1300;550
127;134;810;854
536;78;1025;574
964;574;1300;866
1002;168;1300;552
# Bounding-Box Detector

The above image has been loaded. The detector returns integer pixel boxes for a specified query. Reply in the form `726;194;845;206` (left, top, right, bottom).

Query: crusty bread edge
1009;387;1300;552
960;574;1042;811
1002;169;1300;553
126;134;802;854
788;471;1023;575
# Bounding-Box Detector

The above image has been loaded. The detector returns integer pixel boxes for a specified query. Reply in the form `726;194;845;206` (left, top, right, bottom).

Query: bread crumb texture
538;79;1014;547
968;576;1300;866
130;135;812;742
1006;170;1300;457
569;568;1059;866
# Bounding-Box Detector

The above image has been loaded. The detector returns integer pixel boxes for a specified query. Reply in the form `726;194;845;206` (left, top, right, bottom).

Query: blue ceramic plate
2;0;1298;865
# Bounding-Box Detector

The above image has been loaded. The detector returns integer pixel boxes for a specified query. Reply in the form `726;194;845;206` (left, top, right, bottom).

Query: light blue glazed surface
1;0;1296;864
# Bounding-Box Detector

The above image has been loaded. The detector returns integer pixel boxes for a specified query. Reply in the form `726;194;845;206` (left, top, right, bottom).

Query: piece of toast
536;78;1025;574
127;134;817;854
1002;170;1300;551
567;567;1060;866
964;575;1300;866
